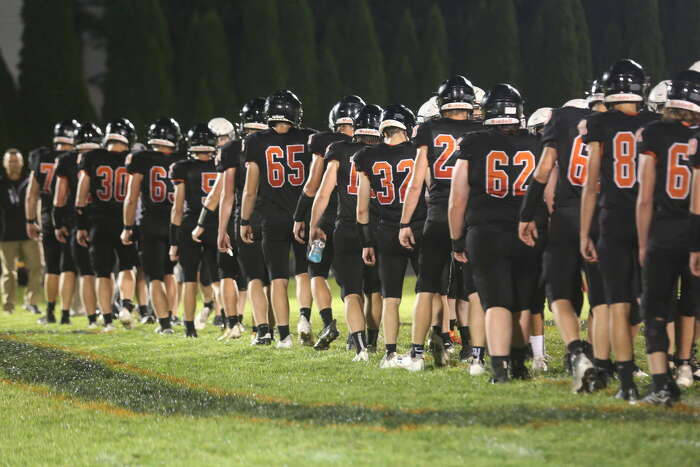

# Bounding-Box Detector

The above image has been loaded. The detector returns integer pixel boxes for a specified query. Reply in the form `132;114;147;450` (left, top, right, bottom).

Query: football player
449;84;544;383
121;117;182;334
52;123;101;327
293;95;365;349
354;104;424;368
218;98;273;344
637;70;700;405
308;104;384;361
579;59;658;401
76;118;138;332
648;80;671;114
26;120;80;323
587;80;607;113
520;95;609;391
169;124;221;338
239;90;316;348
398;76;483;371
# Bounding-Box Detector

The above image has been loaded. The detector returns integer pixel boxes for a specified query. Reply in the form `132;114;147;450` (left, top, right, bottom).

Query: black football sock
361;330;367;348
449;319;457;330
458;326;470;347
300;307;311;321
138;305;148;317
121;299;134;312
158;317;171;330
103;313;113;325
278;325;290;340
432;325;441;335
652;373;669;392
616;360;635;390
511;346;528;366
367;329;379;346
184;320;196;334
351;331;366;353
47;301;56;314
252;325;258;334
411;343;424;358
257;323;269;337
385;343;397;356
236;314;243;324
472;346;485;361
319;308;333;327
491;355;509;376
441;332;451;345
226;316;237;329
87;314;97;324
203;301;214;311
61;309;70;321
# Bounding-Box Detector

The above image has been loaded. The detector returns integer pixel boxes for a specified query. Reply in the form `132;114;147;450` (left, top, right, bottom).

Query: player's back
326;140;375;224
79;148;130;222
127;150;181;222
28;146;61;225
169;157;218;220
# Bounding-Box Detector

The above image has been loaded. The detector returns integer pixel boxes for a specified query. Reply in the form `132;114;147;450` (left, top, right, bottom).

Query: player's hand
240;225;254;244
169;245;179;262
308;226;326;244
77;229;89;247
55;227;69;244
398;226;415;250
26;222;41;241
362;247;376;266
690;252;700;277
192;226;204;243
518;221;538;247
580;236;598;263
218;229;232;253
293;221;306;244
453;251;468;264
120;229;133;245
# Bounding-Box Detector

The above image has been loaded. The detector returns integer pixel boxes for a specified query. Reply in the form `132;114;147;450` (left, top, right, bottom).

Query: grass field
1;277;700;466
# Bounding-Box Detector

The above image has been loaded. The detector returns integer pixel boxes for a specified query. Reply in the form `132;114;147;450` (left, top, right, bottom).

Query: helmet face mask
148;117;181;149
265;90;303;127
602;59;647;104
329;95;366;131
481;84;523;126
105;118;137;147
436;76;475;113
239;97;268;136
75;122;103;151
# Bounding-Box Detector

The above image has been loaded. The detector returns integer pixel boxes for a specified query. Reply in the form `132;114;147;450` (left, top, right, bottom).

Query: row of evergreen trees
1;0;699;152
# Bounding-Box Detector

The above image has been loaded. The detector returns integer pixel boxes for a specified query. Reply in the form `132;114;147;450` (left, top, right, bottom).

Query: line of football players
22;58;700;407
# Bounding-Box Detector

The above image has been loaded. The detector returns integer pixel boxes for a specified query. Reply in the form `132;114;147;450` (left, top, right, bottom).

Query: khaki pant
0;240;42;311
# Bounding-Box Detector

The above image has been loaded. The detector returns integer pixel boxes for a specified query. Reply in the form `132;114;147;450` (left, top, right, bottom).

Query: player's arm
293;153;325;243
121;173;143;245
579;142;602;262
689;166;700;276
239;161;259;244
217;167;237;252
398;146;429;249
52;175;70;243
169;183;185;261
25;171;41;240
309;160;339;243
192;173;224;242
544;166;558;214
636;153;656;266
75;170;91;247
356;171;376;266
448;159;470;263
518;146;558;246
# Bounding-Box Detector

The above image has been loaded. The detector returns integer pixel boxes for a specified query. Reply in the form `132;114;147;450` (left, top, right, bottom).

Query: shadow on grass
1;338;698;428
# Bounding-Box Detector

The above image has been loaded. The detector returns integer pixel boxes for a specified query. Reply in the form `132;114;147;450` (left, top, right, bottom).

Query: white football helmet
208;117;235;138
648;80;671;113
563;98;588;109
527;107;553;135
689;61;700;73
417;96;440;124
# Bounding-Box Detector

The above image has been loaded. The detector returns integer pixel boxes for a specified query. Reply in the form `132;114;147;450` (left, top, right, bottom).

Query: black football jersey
413;118;483;221
244;127;316;218
78;149;131;223
127;150;181;222
580;109;658;210
28;146;62;226
54;150;80;219
354;141;426;225
541;106;592;209
169;157;219;222
458;129;543;228
311;131;351;226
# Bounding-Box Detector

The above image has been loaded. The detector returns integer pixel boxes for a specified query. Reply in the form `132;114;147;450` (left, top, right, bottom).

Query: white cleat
229;324;242;339
468;357;486;376
379;352;400;369
676;364;694;388
250;333;259;345
396;353;425;372
634;367;649;379
236;322;246;334
571;352;595;393
532;356;549;373
195;307;212;331
217;328;232;341
276;335;293;349
297;315;313;346
118;309;132;328
88;322;98;330
102;323;116;333
352;349;369;362
155;327;174;335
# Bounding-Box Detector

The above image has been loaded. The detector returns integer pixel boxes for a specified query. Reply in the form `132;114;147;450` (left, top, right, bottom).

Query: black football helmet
53;119;81;145
265;90;303;126
329;95;366;130
239;97;267;135
586;79;605;108
353;104;383;137
379;104;416;136
666;69;700;114
186;123;217;153
436;76;475;112
74;122;103;150
482;84;523;125
147;117;181;148
104;118;137;146
602;59;647;103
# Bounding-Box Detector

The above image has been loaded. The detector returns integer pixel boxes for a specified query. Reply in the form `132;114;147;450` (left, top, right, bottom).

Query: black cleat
212;314;224;328
171;316;182;326
430;330;448;367
253;333;272;346
185;329;198;338
638;388;675;407
37;314;56;325
366;344;377;354
459;347;471;363
27;304;41;315
60;314;71;325
511;361;531;380
584;367;609;392
563;352;572;375
490;373;511;384
615;386;640;403
140;314;156;325
313;320;340;350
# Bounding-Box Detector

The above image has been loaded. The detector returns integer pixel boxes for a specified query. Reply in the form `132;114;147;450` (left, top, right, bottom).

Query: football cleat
88;322;98;330
511;361;531;380
60;314;71;325
155;327;174;335
118;308;132;328
250;333;259;345
297;315;313;346
571;351;595;393
37;314;56;325
171;316;182;326
633;364;649;379
140;314;155;325
444;340;455;356
379;352;400;369
102;324;116;333
313;319;340;350
195;306;212;330
185;328;198;339
236;321;246;334
396;353;425;372
459;347;471;363
276;335;293;349
217;328;231;341
366;344;378;354
676;364;694;388
230;324;242;339
468;358;487;376
637;388;675;407
212;314;224;328
532;356;548;373
430;330;448;367
252;332;272;346
352;349;370;362
26;304;41;315
614;385;640;403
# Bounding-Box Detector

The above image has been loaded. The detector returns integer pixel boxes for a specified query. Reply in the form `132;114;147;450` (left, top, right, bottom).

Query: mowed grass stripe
2;338;700;429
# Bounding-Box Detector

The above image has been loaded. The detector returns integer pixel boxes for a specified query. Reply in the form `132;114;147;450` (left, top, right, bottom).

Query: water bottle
308;239;325;263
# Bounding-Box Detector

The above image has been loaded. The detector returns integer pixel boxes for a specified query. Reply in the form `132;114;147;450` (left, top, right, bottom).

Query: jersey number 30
485;150;535;198
95;166;128;202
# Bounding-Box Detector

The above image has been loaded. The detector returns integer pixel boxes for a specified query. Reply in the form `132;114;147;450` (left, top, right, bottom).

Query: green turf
1;278;699;466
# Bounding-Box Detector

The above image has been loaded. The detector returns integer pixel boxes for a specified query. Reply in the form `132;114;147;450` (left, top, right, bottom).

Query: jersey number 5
95;166;128;202
265;145;305;188
485;150;536;198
